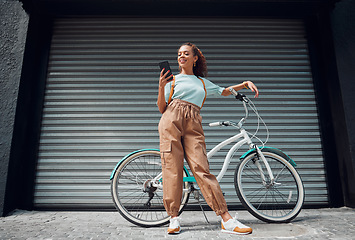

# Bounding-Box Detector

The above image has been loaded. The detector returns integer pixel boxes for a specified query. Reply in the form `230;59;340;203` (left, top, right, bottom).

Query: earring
194;62;196;67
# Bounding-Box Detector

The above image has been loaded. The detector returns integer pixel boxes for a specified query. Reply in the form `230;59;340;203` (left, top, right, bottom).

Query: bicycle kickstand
193;188;210;224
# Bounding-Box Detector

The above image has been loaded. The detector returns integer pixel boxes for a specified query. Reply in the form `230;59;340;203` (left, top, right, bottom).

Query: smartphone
159;61;173;80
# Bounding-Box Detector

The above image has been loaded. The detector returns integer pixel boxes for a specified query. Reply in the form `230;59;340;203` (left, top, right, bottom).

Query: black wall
3;13;52;216
0;0;29;217
330;0;355;207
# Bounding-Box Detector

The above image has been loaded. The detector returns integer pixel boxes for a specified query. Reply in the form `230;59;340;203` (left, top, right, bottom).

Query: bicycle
110;89;305;227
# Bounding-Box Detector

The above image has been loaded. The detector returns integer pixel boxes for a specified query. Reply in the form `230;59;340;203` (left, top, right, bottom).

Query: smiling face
178;45;198;73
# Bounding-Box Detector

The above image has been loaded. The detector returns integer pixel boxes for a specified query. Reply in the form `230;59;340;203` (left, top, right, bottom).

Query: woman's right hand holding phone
159;69;174;88
157;69;173;114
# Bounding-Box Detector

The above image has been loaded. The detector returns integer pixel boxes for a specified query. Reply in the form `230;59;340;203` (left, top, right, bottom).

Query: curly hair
179;42;208;77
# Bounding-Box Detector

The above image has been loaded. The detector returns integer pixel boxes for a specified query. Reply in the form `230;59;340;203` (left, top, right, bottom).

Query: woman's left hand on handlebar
245;81;259;98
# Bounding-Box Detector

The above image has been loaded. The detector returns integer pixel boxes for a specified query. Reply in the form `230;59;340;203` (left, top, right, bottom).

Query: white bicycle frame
151;90;275;190
208;128;274;183
151;126;275;190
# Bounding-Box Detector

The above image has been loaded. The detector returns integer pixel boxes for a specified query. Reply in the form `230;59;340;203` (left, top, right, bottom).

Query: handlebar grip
229;88;238;96
229;88;248;102
209;122;221;127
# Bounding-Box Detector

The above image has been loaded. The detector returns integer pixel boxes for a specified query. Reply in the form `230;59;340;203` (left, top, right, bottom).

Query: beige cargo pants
158;99;228;217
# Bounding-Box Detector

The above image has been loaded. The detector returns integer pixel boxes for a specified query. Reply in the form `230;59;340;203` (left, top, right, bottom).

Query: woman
157;42;259;235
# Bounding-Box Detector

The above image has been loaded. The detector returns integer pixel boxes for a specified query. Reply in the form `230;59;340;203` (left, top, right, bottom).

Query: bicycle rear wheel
111;150;190;227
235;152;304;223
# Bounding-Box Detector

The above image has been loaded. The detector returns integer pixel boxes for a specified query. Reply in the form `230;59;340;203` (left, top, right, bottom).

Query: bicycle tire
111;150;190;227
235;151;304;223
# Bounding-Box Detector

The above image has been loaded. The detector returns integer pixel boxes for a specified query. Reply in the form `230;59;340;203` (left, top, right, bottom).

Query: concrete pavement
1;207;354;239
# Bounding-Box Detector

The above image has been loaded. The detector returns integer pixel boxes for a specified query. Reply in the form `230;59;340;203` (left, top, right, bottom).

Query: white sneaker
167;217;181;234
221;213;252;235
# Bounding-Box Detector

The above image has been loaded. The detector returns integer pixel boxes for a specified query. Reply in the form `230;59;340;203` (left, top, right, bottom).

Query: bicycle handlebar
209;90;249;128
229;88;248;103
209;90;269;145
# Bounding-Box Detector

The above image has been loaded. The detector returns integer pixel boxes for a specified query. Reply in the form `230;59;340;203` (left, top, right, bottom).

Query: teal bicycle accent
240;146;297;167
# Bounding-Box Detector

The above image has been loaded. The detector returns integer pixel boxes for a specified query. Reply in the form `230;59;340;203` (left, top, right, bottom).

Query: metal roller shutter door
34;17;329;209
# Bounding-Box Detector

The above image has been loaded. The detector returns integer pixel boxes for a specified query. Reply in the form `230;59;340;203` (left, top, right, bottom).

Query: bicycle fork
253;146;276;187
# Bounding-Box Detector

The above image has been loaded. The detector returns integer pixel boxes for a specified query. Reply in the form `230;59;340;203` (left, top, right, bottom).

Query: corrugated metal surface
34;17;329;209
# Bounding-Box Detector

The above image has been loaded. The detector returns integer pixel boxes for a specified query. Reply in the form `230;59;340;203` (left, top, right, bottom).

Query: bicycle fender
240;146;297;167
110;149;159;180
109;149;192;180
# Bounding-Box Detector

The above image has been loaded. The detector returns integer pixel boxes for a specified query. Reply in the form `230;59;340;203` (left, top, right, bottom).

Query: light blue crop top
164;74;225;108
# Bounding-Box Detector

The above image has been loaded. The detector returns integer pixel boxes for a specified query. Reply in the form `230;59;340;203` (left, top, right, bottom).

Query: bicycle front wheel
111;150;190;227
235;152;304;223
